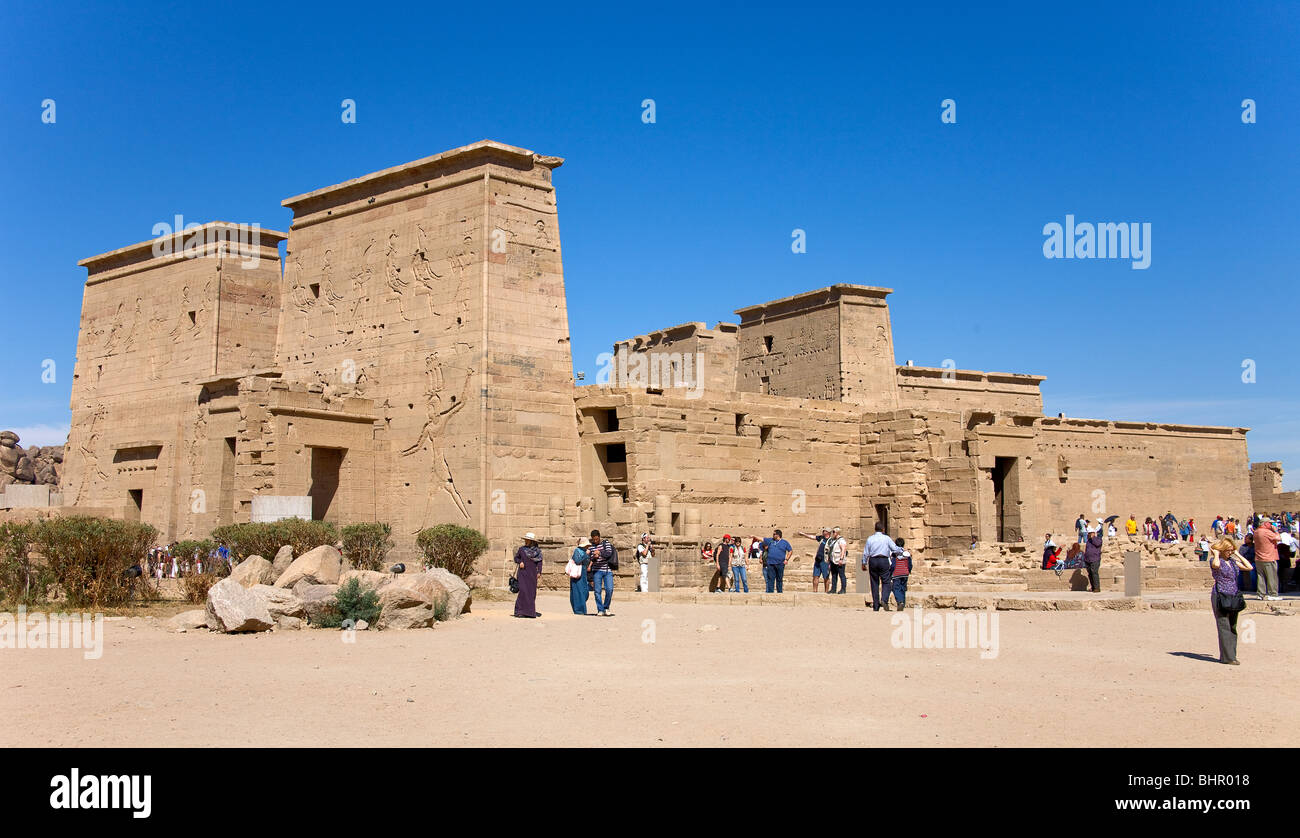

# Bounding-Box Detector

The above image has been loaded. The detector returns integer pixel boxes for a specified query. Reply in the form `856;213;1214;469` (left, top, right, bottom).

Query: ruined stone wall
575;388;868;549
736;300;840;400
1250;461;1300;515
609;321;738;394
897;367;1044;415
1029;419;1250;541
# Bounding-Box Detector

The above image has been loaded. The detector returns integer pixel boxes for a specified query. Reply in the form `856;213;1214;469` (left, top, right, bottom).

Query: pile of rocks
170;543;472;633
0;431;62;488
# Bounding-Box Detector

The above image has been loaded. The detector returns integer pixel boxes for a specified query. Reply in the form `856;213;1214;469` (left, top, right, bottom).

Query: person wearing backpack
797;527;832;593
587;529;616;616
827;527;848;594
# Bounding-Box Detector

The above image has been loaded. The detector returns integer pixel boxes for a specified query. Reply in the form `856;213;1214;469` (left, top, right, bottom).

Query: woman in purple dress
513;532;543;618
1209;537;1252;665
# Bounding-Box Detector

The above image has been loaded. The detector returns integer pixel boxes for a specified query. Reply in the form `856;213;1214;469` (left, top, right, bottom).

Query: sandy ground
4;593;1298;747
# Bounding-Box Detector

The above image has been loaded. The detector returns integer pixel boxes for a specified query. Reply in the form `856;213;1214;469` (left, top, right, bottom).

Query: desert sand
3;593;1298;748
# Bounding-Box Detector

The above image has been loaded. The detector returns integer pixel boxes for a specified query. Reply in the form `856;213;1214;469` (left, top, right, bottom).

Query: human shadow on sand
1167;652;1223;664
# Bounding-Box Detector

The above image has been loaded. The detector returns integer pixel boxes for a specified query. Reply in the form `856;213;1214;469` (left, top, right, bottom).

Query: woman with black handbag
1209;537;1252;665
513;532;543;618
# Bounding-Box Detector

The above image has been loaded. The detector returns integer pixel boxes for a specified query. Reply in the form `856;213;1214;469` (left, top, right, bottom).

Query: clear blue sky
2;1;1297;486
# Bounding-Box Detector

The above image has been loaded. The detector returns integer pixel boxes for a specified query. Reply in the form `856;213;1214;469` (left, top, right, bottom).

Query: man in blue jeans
587;528;616;616
760;529;794;593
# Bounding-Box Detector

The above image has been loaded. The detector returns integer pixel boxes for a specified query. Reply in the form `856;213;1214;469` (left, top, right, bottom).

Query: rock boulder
205;578;274;633
274;545;342;589
229;555;276;588
248;584;306;619
272;544;294;577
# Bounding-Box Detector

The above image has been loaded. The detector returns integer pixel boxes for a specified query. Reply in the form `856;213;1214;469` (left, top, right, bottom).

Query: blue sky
2;1;1297;485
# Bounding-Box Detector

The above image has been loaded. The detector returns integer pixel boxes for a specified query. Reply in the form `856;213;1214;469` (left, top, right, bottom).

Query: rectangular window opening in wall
671;512;682;536
875;503;889;537
583;407;619;433
760;375;771;395
759;425;773;447
604;443;627;463
763;335;773;353
127;489;143;522
187;310;196;326
735;413;746;435
309;283;321;299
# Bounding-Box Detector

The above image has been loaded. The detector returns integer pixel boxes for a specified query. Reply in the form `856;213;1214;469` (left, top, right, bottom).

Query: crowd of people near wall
144;543;233;581
513;522;915;619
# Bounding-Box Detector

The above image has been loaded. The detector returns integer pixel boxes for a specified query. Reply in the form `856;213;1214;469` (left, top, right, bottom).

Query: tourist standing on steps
760;529;794;593
713;534;736;594
797;527;832;593
1252;519;1281;601
588;529;616;616
568;536;591;615
1083;526;1103;592
1075;513;1087;544
635;533;653;593
827;527;848;594
862;521;902;611
1209;537;1251;665
513;532;543;618
731;536;750;593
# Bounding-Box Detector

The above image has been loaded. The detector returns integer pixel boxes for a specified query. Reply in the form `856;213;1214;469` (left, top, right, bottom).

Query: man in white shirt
635;533;653;593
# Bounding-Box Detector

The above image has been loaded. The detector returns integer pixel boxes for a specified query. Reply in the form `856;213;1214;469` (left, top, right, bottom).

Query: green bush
416;524;488;580
431;592;451;622
316;577;382;628
211;520;338;562
341;522;393;571
0;522;53;606
30;516;157;608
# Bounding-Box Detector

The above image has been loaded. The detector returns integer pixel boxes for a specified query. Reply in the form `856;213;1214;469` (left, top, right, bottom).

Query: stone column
684;508;701;540
654;494;672;538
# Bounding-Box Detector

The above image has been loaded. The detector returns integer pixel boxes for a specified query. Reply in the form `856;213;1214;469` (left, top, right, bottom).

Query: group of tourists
699;530;804;595
511;522;917;619
145;543;232;581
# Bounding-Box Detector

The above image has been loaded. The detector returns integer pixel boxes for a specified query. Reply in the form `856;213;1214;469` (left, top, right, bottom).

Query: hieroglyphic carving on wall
400;362;474;526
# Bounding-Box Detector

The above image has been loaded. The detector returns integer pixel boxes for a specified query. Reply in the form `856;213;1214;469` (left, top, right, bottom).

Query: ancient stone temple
62;140;1253;581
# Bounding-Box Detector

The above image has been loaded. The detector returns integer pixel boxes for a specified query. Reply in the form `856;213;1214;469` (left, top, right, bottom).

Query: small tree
33;516;158;608
212;520;338;561
0;522;52;606
416;524;488;579
341;523;393;571
316;577;382;628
